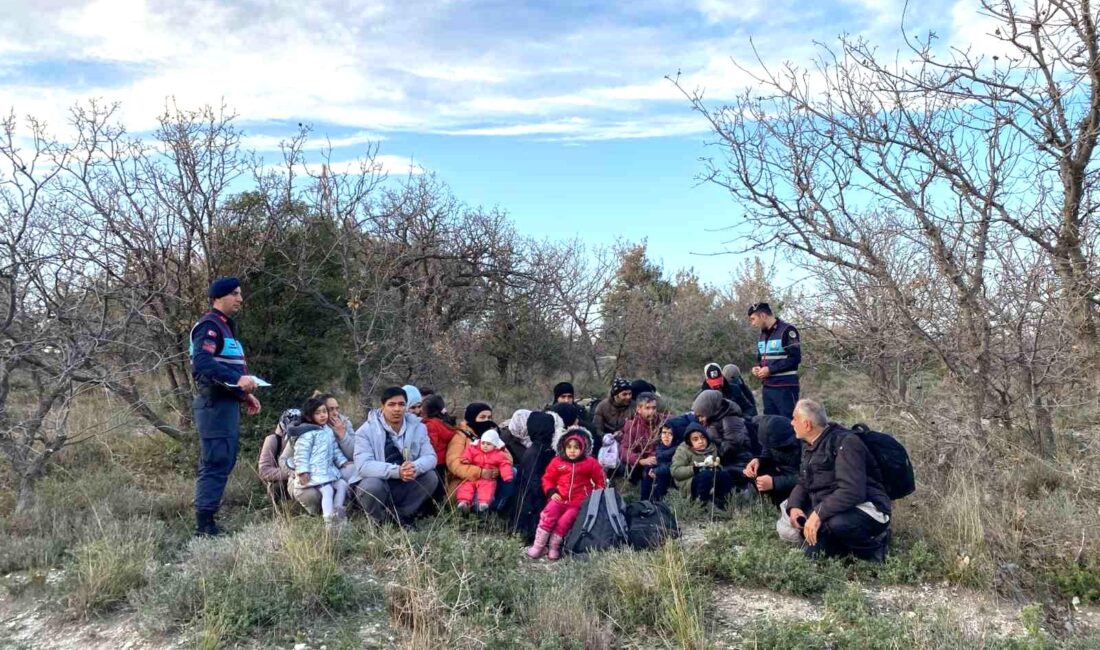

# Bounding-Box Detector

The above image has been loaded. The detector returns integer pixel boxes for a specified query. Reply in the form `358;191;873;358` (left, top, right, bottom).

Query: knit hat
464;402;492;427
480;429;505;450
704;362;723;389
630;379;657;398
549;402;580;428
691;389;725;420
402;385;423;408
722;364;741;382
208;276;240;300
553;382;574;401
610;376;632;397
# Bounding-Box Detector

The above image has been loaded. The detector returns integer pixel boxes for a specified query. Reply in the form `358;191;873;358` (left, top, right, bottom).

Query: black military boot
194;510;223;537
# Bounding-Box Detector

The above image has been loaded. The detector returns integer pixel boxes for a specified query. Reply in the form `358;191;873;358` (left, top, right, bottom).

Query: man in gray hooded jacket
353;386;439;526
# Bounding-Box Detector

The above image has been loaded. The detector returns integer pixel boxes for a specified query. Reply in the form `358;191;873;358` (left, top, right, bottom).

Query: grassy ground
1;374;1099;648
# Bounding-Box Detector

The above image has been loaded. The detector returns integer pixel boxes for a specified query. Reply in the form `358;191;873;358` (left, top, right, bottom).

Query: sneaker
476;503;490;514
457;501;471;514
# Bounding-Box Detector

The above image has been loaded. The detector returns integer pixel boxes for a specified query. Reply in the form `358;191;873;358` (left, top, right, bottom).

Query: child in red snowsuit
456;429;514;513
527;427;605;561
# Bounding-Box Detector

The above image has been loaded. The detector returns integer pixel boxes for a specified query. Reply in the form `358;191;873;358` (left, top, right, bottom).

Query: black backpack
623;500;680;550
564;488;629;555
848;423;916;500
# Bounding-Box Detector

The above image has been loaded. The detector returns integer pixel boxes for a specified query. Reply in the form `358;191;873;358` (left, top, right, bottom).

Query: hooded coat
670;424;722;497
510;411;558;543
540;427;606;508
753;415;801;504
691;390;755;473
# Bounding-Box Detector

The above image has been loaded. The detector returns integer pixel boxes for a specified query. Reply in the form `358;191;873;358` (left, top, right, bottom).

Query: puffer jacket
541;427;606;507
670;425;723;497
424;416;457;468
352;410;436;481
692;391;755;473
592;397;634;435
459;444;515;481
446;422;514;497
787;423;892;520
292;424;349;486
753;415;801;502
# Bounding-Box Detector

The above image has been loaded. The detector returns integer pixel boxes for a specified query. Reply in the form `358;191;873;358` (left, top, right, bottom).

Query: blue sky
0;0;989;285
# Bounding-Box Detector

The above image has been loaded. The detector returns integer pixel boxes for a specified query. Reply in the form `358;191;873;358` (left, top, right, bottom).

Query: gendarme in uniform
190;277;260;536
748;302;801;419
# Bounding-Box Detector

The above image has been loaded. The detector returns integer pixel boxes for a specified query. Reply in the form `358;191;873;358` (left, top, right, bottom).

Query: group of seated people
257;367;892;563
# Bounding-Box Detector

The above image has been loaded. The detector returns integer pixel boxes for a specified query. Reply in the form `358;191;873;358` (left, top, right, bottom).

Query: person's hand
640;456;657;467
481;467;500;480
755;474;774;492
750;366;762;378
756;366;771;379
461;458;471;465
744;458;760;478
298;472;311;486
245;394;261;416
551;493;564;503
238;375;258;393
399;462;416;481
341;461;351;468
647;470;656;479
789;507;806;530
804;511;822;546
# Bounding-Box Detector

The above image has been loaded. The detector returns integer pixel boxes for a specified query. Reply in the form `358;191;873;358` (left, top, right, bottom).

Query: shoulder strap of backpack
603;489;629;541
582;489;604;533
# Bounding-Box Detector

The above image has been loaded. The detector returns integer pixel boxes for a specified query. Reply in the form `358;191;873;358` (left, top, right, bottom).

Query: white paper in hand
223;375;272;388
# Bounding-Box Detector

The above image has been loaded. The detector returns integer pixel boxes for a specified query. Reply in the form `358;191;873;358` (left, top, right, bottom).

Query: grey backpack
564;488;630;555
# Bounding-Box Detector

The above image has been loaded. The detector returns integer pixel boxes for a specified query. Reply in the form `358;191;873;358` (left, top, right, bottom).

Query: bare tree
676;0;1100;450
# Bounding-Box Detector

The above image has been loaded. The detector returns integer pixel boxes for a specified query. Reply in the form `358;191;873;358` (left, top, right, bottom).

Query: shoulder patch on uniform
206;329;217;337
790;330;798;338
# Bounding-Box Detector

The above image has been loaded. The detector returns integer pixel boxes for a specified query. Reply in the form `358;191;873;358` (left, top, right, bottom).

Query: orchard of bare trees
679;0;1100;459
2;0;1098;517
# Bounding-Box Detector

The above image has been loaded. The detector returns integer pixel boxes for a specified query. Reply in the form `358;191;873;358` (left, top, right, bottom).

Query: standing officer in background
190;277;261;536
748;303;801;419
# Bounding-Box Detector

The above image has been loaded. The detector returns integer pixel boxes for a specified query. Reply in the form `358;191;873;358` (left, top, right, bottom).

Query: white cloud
0;0;972;143
240;130;387;152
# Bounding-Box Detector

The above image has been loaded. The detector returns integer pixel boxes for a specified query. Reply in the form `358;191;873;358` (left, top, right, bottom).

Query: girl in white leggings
294;396;352;528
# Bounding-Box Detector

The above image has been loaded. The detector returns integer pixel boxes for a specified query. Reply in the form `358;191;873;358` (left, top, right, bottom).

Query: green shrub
132;518;372;644
64;516;161;618
1045;560;1100;603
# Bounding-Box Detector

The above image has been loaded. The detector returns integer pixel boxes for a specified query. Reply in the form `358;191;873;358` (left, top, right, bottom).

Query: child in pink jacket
456;429;514;513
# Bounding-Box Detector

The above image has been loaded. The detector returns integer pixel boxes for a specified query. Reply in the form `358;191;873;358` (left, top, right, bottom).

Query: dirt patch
0;596;179;650
866;584;1026;638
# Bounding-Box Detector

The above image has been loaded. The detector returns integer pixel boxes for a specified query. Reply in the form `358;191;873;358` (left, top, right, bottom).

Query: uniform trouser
195;436;240;513
355;471;440;524
805;508;890;560
763;385;799;419
193;394;241;514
